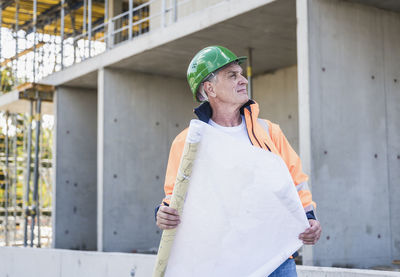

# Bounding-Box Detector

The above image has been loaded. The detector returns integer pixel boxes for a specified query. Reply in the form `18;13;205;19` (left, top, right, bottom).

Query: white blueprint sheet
165;120;309;277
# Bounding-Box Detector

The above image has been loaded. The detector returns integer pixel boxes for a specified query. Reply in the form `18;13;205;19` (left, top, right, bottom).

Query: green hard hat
187;46;247;102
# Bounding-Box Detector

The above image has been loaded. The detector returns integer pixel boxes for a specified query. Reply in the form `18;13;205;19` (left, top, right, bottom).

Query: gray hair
196;72;217;102
195;61;240;102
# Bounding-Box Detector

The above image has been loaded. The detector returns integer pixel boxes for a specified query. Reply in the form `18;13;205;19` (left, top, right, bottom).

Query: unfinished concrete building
0;0;399;275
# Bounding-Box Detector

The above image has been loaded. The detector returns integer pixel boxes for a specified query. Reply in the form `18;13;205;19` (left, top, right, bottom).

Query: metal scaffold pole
129;0;133;39
161;0;166;28
30;93;41;247
88;0;92;57
0;5;2;65
247;47;253;99
173;0;177;22
40;30;45;77
83;0;87;58
12;114;18;244
4;111;10;246
14;2;19;85
60;0;65;69
67;2;77;64
104;0;109;49
23;101;33;247
52;25;57;73
23;32;28;83
33;0;37;82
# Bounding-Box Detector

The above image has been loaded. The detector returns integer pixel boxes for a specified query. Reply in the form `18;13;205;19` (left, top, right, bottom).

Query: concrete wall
1;248;399;277
0;247;155;277
297;0;400;268
53;87;98;250
253;65;299;152
97;68;195;252
150;0;224;30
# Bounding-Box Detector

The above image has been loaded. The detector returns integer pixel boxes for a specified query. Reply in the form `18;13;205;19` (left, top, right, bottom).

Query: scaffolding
0;83;54;247
0;0;151;83
0;1;152;247
0;0;216;248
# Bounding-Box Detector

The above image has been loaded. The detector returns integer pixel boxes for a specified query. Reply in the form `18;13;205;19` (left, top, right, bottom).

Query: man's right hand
156;206;181;230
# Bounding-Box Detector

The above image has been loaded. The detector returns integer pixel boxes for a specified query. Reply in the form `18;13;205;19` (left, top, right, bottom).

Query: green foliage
0;67;15;93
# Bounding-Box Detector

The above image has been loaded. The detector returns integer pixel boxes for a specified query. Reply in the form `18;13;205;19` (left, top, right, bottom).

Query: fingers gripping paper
154;120;309;277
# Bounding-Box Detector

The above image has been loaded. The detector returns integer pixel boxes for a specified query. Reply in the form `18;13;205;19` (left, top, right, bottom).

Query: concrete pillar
53;87;98;250
383;10;400;262
97;68;195;252
108;0;123;17
297;0;400;268
253;65;299;152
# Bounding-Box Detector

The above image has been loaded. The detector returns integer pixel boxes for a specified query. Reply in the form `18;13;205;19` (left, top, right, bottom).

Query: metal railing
1;0;226;84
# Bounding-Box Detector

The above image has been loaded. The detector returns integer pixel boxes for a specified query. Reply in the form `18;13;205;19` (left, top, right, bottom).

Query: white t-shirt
208;115;251;145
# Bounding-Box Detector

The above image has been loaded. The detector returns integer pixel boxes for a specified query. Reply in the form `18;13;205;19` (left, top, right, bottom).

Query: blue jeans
268;258;297;277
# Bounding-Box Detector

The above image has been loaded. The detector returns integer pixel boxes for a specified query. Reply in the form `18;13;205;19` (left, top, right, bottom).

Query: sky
1;27;105;83
0;27;76;132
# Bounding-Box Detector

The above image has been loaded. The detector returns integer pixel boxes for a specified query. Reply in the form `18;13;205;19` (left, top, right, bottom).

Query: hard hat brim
236;56;247;64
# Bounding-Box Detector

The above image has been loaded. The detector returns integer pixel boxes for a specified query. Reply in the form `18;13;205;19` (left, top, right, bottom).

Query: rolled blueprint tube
152;120;204;277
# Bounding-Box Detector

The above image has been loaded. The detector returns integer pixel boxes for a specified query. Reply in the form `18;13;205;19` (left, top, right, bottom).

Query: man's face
207;63;249;105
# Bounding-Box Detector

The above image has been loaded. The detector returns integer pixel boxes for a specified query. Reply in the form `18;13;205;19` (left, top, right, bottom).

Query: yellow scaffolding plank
1;42;45;67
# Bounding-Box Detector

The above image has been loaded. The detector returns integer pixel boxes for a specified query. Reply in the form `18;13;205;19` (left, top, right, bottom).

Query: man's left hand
299;219;322;245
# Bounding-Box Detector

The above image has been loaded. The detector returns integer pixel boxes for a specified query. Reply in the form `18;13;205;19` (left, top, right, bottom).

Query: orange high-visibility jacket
161;100;316;218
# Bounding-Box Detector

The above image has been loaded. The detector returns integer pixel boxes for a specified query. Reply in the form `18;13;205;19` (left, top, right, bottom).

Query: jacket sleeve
161;129;188;205
269;122;317;217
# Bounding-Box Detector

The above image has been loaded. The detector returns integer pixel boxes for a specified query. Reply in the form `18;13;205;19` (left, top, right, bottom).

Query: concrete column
383;11;400;261
296;0;314;265
297;0;400;268
108;0;123;17
97;68;194;252
253;65;299;152
53;87;98;250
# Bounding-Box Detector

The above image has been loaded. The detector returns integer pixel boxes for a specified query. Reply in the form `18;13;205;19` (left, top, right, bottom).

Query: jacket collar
194;99;259;123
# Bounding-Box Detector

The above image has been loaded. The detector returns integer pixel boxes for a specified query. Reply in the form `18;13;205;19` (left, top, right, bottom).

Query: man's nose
239;74;248;84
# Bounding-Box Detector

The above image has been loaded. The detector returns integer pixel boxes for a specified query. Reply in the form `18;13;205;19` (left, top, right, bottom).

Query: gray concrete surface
0;247;155;277
149;0;224;30
41;0;295;88
97;68;196;252
346;0;400;13
298;0;400;268
382;8;400;263
297;265;400;277
0;247;398;277
296;0;314;265
254;65;299;152
53;87;98;250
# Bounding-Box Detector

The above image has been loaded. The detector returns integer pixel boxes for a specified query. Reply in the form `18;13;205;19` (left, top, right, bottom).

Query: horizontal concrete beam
0;247;155;277
40;0;278;87
1;247;399;277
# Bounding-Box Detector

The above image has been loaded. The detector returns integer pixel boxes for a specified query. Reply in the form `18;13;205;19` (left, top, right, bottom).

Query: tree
0;66;15;93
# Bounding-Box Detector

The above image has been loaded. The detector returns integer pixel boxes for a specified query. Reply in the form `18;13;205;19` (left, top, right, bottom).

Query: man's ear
204;82;216;98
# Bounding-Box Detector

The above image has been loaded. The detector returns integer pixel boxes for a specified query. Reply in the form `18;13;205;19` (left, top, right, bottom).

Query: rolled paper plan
152;120;204;277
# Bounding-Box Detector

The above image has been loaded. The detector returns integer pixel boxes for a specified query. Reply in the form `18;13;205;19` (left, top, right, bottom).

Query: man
156;46;322;276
